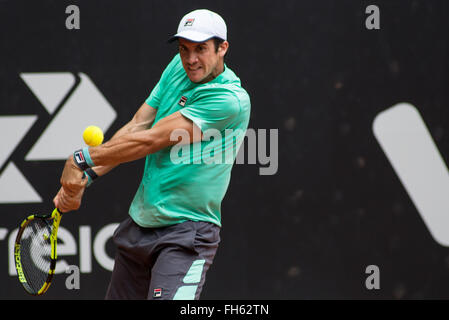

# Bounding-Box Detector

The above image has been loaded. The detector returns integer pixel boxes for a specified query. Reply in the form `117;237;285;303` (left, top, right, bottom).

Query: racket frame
14;208;62;296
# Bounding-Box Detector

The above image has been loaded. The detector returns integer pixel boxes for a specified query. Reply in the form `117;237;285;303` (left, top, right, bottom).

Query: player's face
178;38;227;84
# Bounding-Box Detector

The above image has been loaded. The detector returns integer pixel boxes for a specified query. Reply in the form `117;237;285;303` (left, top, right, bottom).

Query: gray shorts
105;217;220;300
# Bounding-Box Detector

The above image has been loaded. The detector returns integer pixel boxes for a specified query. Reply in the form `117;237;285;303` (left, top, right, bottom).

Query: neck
199;61;224;84
212;61;225;78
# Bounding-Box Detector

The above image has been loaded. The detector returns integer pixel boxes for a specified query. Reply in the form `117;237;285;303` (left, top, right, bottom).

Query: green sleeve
145;54;181;108
180;87;241;133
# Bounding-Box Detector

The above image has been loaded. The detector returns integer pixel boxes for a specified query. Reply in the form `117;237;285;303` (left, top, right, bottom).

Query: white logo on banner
373;103;449;247
24;73;117;160
6;223;119;276
0;116;40;202
0;73;116;203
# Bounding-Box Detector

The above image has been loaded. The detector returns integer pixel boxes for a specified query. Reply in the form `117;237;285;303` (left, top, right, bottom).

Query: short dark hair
213;37;225;53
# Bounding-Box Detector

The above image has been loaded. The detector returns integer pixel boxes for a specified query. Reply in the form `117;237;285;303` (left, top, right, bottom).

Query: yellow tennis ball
83;125;104;146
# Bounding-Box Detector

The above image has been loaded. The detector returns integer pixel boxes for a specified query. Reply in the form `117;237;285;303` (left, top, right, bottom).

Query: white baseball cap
168;9;227;43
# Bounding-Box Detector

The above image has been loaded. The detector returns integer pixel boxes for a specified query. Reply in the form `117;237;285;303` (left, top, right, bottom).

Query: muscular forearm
91;110;157;174
55;104;158;211
75;109;192;170
88;129;158;167
110;118;153;140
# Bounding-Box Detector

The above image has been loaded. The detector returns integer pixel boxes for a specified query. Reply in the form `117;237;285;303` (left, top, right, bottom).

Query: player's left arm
54;103;159;210
89;102;159;176
88;110;202;167
57;111;201;205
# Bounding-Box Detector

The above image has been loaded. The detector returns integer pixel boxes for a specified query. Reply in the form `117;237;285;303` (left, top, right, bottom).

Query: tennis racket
14;208;62;296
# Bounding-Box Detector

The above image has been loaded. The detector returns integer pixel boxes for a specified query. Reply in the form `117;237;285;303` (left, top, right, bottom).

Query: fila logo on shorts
153;288;162;298
178;96;188;107
184;18;195;27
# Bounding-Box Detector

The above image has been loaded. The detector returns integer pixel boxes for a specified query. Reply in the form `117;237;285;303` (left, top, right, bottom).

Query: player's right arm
113;103;158;138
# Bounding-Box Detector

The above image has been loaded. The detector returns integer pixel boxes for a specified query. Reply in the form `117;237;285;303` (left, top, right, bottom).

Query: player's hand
53;186;85;212
60;156;88;196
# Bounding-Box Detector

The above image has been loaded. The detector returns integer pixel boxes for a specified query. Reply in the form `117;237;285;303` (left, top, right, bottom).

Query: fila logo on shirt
178;96;188;107
184;18;195;27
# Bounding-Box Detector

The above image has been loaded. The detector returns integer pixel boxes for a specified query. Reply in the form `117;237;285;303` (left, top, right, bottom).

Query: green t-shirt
128;54;251;228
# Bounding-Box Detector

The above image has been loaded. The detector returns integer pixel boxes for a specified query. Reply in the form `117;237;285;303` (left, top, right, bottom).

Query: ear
218;41;229;58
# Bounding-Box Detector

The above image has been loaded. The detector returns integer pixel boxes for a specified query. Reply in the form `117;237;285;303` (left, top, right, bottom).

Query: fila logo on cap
184;18;195;27
169;9;227;43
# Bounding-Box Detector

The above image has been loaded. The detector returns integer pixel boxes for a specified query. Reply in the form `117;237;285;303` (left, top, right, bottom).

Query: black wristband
73;149;90;171
84;167;98;181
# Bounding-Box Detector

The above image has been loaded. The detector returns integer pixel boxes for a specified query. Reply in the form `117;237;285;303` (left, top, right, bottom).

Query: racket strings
19;218;53;294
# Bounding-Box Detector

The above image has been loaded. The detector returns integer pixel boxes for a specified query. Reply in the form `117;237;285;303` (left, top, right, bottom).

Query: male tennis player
53;9;250;300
